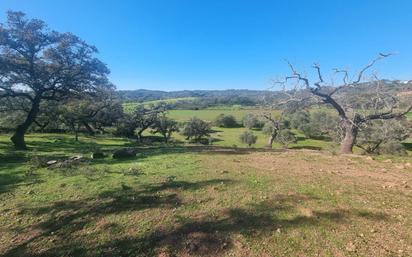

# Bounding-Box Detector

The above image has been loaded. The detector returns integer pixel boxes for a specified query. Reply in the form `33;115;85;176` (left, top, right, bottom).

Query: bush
182;117;212;142
380;141;407;155
297;110;340;140
288;111;310;129
242;113;264;129
299;123;323;139
239;131;257;147
214;114;238;128
277;129;297;148
356;119;410;155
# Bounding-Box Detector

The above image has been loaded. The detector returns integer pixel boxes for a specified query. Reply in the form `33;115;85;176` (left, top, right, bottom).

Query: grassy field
166;108;269;122
0;133;411;257
123;98;198;113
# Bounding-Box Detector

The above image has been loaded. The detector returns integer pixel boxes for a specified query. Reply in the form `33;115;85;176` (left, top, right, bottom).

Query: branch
363;105;412;121
354;53;393;84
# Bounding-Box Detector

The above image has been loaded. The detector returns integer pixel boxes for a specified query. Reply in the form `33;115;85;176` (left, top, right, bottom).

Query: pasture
0;133;411;256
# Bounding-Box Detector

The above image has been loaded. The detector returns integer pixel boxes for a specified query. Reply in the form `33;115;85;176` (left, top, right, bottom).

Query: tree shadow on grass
96;200;389;257
3;191;390;257
289;145;323;151
2;179;234;257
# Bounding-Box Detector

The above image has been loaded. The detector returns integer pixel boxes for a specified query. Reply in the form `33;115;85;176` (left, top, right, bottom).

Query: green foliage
242;113;263;129
299;111;340;140
0;11;111;149
356;119;410;155
262;122;276;135
115;104;166;141
276;129;297;148
214;114;238;128
288;111;310;130
380;141;408;155
151;115;179;142
182;117;212;142
239;131;257;147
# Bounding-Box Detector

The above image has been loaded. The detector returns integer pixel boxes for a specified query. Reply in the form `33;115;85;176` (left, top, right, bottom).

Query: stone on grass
112;148;138;159
46;160;58;166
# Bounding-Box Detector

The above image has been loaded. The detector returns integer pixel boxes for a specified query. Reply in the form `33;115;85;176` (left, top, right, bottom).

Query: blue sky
1;0;412;91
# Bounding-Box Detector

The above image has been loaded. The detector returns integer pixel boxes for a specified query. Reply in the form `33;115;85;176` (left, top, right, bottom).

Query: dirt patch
246;151;412;192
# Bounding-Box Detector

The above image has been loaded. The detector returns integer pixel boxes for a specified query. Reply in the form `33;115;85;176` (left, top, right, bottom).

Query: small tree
182;117;212;142
214;114;238;128
242;113;263;129
151;115;179;143
59;89;119;140
115;104;166;141
239;131;257;147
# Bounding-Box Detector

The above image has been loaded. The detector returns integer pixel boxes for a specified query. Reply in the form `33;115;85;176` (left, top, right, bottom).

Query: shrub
239;131;257;147
379;141;407;155
277;129;297;148
356;119;410;155
214;114;238;128
288;111;310;129
242;113;263;129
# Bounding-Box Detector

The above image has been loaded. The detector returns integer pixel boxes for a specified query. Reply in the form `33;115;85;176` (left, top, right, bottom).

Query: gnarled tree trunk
340;119;358;154
10;98;41;150
266;134;276;149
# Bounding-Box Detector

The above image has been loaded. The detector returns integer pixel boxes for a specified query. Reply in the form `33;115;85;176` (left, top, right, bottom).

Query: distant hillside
117;89;273;102
117;81;412;110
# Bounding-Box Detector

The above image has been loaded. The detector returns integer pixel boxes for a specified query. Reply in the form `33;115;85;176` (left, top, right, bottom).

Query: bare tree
277;54;412;154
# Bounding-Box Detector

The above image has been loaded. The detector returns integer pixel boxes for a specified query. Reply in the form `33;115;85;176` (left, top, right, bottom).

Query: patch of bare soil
247;150;412;192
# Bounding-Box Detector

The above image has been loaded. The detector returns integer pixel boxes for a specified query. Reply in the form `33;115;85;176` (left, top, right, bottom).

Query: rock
91;152;105;159
365;156;374;161
46;160;58;165
383;159;393;163
112;148;138;159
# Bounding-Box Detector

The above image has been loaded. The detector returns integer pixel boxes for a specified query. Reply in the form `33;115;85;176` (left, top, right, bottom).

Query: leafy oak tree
0;11;110;149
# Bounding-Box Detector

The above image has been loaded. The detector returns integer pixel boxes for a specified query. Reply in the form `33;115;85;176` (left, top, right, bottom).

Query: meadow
0;133;411;256
1;108;411;257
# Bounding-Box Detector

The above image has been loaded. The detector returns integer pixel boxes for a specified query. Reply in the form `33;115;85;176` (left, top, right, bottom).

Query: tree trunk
10;98;41;150
265;134;276;149
75;124;80;141
340;119;358;154
137;131;143;143
82;121;95;136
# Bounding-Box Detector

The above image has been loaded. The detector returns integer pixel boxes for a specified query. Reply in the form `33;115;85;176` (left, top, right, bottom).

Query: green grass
123;97;198;113
0;133;411;256
167;108;278;122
